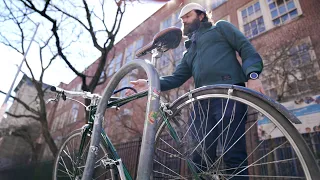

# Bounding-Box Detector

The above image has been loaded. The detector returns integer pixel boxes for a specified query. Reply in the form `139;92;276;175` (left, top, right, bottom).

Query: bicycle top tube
49;85;145;109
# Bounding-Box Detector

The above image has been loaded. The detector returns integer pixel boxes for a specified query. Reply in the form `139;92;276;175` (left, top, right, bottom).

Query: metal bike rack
82;59;160;180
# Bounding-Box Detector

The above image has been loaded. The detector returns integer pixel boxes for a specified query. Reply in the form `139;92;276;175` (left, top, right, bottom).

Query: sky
0;1;167;107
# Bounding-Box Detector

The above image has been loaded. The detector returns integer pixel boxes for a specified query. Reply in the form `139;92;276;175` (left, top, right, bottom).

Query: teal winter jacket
160;20;263;91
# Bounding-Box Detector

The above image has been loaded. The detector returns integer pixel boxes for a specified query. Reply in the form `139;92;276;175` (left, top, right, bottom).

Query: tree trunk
41;120;58;157
30;145;39;163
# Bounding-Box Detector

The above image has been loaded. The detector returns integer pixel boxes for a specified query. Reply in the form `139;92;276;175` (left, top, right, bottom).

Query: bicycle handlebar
50;86;101;99
50;86;139;101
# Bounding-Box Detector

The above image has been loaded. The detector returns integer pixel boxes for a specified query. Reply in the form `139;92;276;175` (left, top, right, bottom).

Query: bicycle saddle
136;27;182;58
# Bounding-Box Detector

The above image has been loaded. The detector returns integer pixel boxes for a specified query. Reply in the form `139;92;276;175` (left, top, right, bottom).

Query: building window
161;17;172;30
135;38;144;54
219;15;230;22
107;53;123;77
289;43;311;67
98;68;106;83
211;0;228;10
76;83;82;91
173;43;185;66
125;44;134;64
240;1;266;38
114;54;122;72
71;103;79;122
160;10;182;30
261;37;317;98
238;0;302;38
173;11;182;28
107;60;115;77
114;38;144;96
159;54;170;69
267;0;299;26
125;37;144;64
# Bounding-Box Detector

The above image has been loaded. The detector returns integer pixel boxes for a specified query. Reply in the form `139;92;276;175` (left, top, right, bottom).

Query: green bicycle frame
77;91;149;179
77;90;199;179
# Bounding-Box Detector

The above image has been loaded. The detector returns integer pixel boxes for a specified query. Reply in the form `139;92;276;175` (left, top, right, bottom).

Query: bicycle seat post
151;48;163;67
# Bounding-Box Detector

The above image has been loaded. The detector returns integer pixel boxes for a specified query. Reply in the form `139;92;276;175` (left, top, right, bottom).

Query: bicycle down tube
82;59;161;180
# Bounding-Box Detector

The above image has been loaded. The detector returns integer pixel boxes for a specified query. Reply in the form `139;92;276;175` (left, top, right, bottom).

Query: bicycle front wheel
53;129;118;180
153;85;319;179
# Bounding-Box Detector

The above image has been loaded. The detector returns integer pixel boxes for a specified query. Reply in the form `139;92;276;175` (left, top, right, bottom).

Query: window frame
124;37;144;64
237;0;303;39
160;10;182;31
220;15;231;22
237;0;267;38
211;0;228;10
107;53;123;77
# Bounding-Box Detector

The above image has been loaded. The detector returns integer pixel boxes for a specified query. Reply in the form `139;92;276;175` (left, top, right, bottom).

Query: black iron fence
1;128;320;179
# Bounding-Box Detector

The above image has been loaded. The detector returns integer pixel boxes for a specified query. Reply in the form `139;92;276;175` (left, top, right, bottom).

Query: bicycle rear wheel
53;129;118;180
153;85;319;179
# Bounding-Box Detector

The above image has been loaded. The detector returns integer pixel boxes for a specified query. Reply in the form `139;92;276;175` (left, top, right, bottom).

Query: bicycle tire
52;129;119;180
154;85;320;179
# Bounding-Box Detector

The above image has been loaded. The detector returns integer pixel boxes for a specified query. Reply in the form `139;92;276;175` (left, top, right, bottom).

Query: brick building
45;0;320;163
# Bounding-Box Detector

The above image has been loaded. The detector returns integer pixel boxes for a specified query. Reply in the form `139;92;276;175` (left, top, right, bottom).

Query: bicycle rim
154;85;319;179
53;129;117;180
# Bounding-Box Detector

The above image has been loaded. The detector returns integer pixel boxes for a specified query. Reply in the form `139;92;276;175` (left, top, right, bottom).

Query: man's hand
247;79;265;94
125;79;148;96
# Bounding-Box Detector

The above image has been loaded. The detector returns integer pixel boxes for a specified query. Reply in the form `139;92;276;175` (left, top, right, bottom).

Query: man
127;3;265;179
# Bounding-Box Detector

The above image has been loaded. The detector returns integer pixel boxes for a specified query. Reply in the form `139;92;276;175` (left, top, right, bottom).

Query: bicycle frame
76;90;152;179
53;60;202;180
73;87;201;180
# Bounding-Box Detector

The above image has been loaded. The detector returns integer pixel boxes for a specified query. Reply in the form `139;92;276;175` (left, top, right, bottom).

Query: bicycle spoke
221;157;298;172
57;169;74;178
229;125;277;175
223;174;306;179
63;149;76;166
228;141;289;179
59;156;74;179
216;99;235;171
81;139;91;158
197;100;212;170
156;147;186;161
54;131;113;180
153;170;188;179
71;137;77;165
94;154;108;168
154;89;317;179
154;159;187;179
210;117;260;169
93;170;109;180
159;138;184;156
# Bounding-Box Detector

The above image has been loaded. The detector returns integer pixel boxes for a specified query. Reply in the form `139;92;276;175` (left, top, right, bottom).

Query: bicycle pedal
101;158;117;169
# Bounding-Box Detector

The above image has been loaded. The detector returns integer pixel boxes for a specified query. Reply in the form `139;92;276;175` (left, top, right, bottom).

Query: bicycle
52;27;320;180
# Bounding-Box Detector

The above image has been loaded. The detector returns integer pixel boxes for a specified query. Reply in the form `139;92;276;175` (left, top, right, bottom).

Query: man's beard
182;18;201;36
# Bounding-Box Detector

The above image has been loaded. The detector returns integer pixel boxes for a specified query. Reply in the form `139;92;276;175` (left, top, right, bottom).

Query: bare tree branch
42;0;51;13
82;0;103;51
6;112;40;120
52;5;89;31
0;32;22;53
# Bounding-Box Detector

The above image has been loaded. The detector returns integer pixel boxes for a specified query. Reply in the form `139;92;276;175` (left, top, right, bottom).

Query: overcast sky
0;1;167;107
